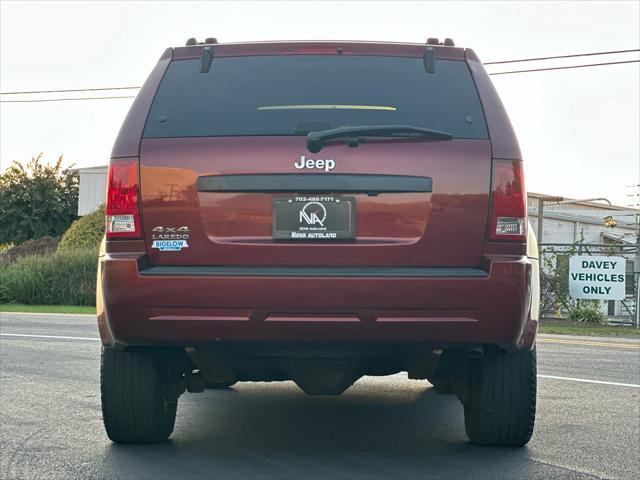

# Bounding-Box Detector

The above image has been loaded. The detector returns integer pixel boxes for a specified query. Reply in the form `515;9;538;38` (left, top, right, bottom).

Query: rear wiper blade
306;125;453;153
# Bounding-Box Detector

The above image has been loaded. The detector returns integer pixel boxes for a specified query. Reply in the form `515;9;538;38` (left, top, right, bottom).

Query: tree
0;154;79;244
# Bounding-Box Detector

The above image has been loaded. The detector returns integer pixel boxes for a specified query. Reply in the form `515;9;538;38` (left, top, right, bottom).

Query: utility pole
627;182;640;328
537;198;544;245
633;213;640;328
633;198;640;328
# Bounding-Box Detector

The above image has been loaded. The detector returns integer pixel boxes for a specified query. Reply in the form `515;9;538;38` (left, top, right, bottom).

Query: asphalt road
1;313;639;480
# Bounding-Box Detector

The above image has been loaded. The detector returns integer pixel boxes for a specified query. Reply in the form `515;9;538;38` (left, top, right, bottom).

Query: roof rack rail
425;37;456;47
185;37;218;46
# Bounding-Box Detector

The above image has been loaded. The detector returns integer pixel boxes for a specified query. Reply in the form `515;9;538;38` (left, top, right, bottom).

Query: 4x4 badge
152;226;190;233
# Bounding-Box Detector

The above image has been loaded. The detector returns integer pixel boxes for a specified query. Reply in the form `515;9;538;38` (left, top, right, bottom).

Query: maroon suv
98;38;538;446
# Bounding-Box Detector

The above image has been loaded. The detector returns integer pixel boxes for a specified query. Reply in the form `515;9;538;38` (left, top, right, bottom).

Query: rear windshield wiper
306;125;453;153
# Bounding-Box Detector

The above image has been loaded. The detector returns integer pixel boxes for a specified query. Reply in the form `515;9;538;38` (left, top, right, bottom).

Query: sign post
635;210;640;328
569;256;626;301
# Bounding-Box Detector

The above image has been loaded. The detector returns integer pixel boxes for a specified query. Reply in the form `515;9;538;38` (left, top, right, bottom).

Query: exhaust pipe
186;370;206;393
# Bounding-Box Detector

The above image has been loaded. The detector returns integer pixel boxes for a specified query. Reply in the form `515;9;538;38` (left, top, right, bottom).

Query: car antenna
200;46;214;73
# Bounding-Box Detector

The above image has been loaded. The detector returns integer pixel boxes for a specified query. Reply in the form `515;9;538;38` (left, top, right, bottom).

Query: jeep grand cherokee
97;38;539;446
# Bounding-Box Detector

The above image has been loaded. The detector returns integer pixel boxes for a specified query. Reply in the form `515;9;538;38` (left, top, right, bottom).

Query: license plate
273;196;356;240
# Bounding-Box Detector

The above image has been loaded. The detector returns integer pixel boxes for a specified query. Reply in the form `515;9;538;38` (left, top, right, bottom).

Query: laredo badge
152;239;189;251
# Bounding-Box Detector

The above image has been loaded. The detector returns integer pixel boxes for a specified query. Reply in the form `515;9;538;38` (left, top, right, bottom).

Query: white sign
569;256;626;300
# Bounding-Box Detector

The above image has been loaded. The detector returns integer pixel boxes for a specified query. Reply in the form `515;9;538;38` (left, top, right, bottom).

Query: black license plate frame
272;195;356;241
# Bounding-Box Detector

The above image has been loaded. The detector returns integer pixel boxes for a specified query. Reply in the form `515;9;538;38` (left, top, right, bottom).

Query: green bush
0;153;78;245
0;248;97;306
567;300;606;324
58;205;105;251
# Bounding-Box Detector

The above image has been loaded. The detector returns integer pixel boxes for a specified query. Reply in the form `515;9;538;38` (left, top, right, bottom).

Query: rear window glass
143;55;488;139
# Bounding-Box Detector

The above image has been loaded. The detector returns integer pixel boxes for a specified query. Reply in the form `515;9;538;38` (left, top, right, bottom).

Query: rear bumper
97;254;536;351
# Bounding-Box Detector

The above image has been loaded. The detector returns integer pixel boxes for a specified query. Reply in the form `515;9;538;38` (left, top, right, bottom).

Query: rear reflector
489;160;526;241
106;159;141;239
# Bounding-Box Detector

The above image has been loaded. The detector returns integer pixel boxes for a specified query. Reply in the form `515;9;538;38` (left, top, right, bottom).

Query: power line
0;95;136;103
1;56;638;103
1;48;638;97
489;59;639;76
484;48;639;65
0;86;140;95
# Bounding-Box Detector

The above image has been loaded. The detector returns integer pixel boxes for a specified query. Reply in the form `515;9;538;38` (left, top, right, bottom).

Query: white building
75;166;107;216
527;192;637;246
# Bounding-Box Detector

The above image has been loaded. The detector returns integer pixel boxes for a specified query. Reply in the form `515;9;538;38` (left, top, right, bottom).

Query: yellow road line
538;338;640;350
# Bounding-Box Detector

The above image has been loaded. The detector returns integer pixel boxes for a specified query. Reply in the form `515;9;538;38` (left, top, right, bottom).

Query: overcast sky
1;0;638;206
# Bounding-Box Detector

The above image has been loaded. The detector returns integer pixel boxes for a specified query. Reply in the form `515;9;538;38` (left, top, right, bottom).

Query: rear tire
101;347;178;443
463;347;536;447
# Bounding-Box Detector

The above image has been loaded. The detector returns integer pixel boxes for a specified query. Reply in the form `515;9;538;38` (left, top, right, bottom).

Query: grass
0;248;97;305
539;319;640;337
0;304;95;314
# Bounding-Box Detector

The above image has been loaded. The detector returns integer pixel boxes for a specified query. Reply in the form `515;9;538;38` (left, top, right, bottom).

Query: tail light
489;159;526;241
105;159;141;239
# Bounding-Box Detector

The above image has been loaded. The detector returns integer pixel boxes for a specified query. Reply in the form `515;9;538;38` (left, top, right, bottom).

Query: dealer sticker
152;239;189;252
